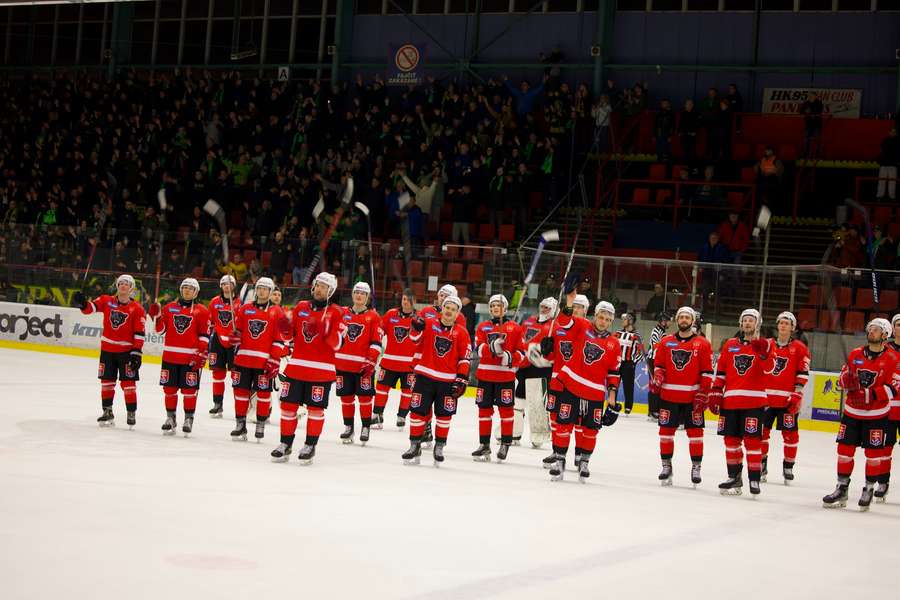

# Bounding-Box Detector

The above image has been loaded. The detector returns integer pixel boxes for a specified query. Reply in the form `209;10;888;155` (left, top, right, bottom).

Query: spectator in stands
401;195;425;249
269;230;290;283
709;100;733;161
162;247;184;278
801;92;824;158
755;146;784;209
876;128;898;201
699;231;731;264
591;94;612;152
871;224;896;276
717;212;751;263
400;165;444;222
833;224;865;269
645;283;666;318
678;99;700;162
450;183;473;245
503;74;547;119
699;88;720;157
384;179;407;239
222;251;248;283
726;84;744;117
654;99;675;162
693;165;723;207
621;83;649;153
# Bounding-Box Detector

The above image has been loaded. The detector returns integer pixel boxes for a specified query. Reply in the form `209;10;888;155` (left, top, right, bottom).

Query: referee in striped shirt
645;311;671;420
614;312;646;415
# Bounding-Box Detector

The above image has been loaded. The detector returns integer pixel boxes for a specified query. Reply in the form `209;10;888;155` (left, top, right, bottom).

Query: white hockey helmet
488;294;509;310
312;272;338;299
539;297;558;313
439;283;458;298
594;300;615;317
352;281;371;296
256;277;276;292
442;295;463;310
675;306;696;324
573;294;590;310
116;274;135;290
867;318;892;339
739;308;761;326
179;277;200;293
776;311;797;331
892;313;900;329
219;274;236;288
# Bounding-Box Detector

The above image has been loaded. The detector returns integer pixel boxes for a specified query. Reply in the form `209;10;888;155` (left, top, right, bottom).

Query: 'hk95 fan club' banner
761;88;862;119
387;43;426;86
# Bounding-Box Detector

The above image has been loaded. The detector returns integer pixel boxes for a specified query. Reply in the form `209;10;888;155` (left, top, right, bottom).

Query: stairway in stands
742;217;835;265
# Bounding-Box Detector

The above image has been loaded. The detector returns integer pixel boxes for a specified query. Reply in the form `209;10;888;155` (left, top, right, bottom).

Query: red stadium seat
463;246;481;262
843;310;865;333
465;263;484;283
498;225;515;243
477;224;495;242
428;260;444;278
855;288;874;311
836;287;853;309
446;262;464;281
818;310;840;332
649;164;667;180
796;308;816;331
632;188;650;205
408;260;423;279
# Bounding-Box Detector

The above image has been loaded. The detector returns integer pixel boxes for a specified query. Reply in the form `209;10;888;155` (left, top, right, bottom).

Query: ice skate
749;479;761;496
340;425;355;444
254;420;265;442
496;443;510;462
126;411;136;430
230;418;248;441
422;422;434;449
822;478;850;508
578;456;591;483
542;452;556;470
395;415;406;429
359;426;370;445
182;416;193;437
471;444;491;462
549;455;566;482
402;441;422;465
433;442;445;467
209;403;223;418
161;414;176;436
97;408;115;428
624;407;632;416
371;413;384;430
760;457;768;483
783;463;795;485
859;483;875;511
874;482;889;503
573;451;582;472
271;443;292;462
690;462;702;487
658;459;673;486
719;475;743;496
296;443;316;465
511;437;521;447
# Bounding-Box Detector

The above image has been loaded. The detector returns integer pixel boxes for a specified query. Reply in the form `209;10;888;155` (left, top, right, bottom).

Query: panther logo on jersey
346;323;364;343
393;326;409;343
247;319;268;340
583;342;604;365
524;327;540;343
734;354;754;375
109;310;128;329
671;349;692;371
772;356;789;377
173;314;193;335
217;309;233;328
857;369;876;389
559;341;574;361
301;320;317;343
434;336;453;358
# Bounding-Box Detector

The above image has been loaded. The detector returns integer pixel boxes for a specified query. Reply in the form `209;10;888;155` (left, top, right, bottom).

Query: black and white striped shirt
647;325;666;360
614;329;645;363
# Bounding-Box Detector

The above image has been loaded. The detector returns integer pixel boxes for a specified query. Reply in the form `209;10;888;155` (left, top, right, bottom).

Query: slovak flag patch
744;417;759;434
311;386;325;402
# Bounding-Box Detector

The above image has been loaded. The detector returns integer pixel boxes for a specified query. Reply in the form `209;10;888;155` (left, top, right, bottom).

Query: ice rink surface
1;348;898;600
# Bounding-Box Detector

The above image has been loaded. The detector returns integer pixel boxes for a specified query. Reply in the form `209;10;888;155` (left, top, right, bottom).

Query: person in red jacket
761;311;810;484
74;274;146;429
206;274;241;418
402;295;472;466
708;308;774;496
373;289;418;429
823;319;900;510
220;277;287;442
544;292;622;483
880;313;900;502
471;294;523;463
716;211;750;262
148;278;210;437
335;282;383;445
649;306;714;487
513;296;557;449
271;272;346;465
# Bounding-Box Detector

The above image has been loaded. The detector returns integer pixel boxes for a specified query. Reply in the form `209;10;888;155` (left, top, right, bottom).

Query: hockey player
512;297;557;449
822;318;899;510
614;312;645;415
271;272;346;464
335;282;383;445
148;278;210;437
401;295;472;466
649;306;713;486
646;311;672;421
373;289;418;429
220;277;287;442
471;294;523;462
419;283;467;326
879;313;900;502
207;275;240;418
572;294;589;318
546;292;622;482
761;311;810;484
74;274;146;429
708;309;774;496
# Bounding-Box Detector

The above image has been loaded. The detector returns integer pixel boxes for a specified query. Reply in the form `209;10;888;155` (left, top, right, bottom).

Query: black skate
395;415;406;429
719;476;743;496
126;411;136;430
874;482;890;503
297;444;316;465
542;452;557;470
749;480;761;496
97;408;115;428
573;451;582;472
690;462;702;487
422;422;434;449
859;483;875;511
433;442;445;466
658;459;673;486
760;457;768;483
471;444;491;462
549;455;566;482
340;425;355;445
496;443;510;462
822;478;850;508
254;420;265;442
624;408;632;416
209;403;223;419
182;416;194;437
402;441;422;465
230;418;248;441
360;426;370;445
161;415;177;436
371;413;384;430
271;443;292;463
511;436;521;447
578;456;591;483
783;462;795;485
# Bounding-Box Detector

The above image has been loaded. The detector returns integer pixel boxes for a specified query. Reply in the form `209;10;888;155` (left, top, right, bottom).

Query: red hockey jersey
154;300;210;365
334;307;383;373
714;336;775;410
283;301;345;383
839;346;900;420
409;318;471;382
230;302;287;369
379;308;417;372
655;333;714;404
82;295;146;354
545;316;582;392
208;295;241;340
420;305;466;327
556;314;621;402
517;315;553;368
765;339;811;408
475;317;524;382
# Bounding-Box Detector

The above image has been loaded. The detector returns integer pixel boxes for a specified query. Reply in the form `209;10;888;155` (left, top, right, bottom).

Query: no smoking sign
394;44;420;73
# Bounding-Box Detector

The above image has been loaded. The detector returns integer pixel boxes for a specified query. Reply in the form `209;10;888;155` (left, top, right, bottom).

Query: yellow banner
811;372;841;421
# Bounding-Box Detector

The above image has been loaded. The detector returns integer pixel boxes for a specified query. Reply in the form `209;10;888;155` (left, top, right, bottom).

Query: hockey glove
128;350;142;371
649;367;665;395
787;391;802;414
540;336;554;358
450;376;468;399
707;389;723;415
148;302;162;319
601;401;622;427
265;357;281;381
750;338;769;359
73;291;89;310
692;391;708;413
489;334;506;357
838;369;859;392
411;316;426;333
846;389;867;405
189;351;208;371
360;360;376;381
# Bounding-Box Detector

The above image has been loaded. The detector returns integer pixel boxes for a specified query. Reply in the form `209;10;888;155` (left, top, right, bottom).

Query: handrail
854;175;898;207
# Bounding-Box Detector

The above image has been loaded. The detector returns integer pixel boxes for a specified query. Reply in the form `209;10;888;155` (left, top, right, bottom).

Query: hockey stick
354;200;377;309
302;176;355;286
81;240;98;286
511;228;560;322
845;198;879;306
545;176;587;338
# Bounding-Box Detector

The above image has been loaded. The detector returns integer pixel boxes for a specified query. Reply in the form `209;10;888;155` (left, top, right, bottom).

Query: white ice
1;347;897;600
